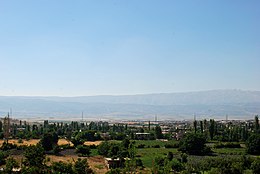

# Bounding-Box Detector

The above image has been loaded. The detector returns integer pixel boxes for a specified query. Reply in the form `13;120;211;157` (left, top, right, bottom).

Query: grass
94;164;104;169
212;147;246;155
137;148;179;168
133;140;178;148
90;149;99;156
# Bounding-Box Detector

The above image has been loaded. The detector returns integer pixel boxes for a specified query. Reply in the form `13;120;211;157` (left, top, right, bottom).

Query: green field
133;140;179;168
134;140;249;169
212;147;246;155
137;148;179;168
133;140;178;147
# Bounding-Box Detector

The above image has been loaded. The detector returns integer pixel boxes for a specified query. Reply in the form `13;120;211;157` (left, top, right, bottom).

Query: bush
73;158;93;174
170;159;184;172
106;168;121;174
59;144;73;150
18;139;23;144
251;158;260;174
5;157;19;173
51;161;73;173
76;145;91;157
1;142;17;151
165;143;179;148
246;133;260;155
214;142;241;148
152;145;160;148
178;133;210;155
136;158;143;167
89;144;96;149
0;151;8;165
98;141;110;156
136;144;145;148
52;145;60;154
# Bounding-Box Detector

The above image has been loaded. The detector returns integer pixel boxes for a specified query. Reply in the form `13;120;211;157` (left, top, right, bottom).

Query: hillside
0;90;259;120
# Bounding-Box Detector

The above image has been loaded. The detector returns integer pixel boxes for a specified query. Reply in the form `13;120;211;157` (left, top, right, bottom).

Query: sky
0;0;259;96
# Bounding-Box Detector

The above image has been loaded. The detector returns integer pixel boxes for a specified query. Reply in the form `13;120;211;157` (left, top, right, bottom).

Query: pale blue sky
0;0;259;96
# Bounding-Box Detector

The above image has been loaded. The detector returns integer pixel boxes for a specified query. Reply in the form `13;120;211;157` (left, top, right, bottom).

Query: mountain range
0;89;259;121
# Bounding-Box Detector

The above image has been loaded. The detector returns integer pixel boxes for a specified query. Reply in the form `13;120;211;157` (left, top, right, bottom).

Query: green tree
127;142;137;173
155;125;163;139
76;145;91;156
5;157;19;173
0;121;2;132
178;133;210;155
109;144;120;158
23;145;45;167
209;119;215;140
246;133;260;155
200;120;203;133
193;120;197;134
170;159;184;172
39;132;58;151
122;138;130;149
0;151;7;165
97;141;110;156
167;152;173;161
73;158;93;174
251;158;260;174
255;115;259;131
51;161;73;174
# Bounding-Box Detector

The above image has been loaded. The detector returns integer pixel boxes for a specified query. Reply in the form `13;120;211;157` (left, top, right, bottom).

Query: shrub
136;158;143;167
98;141;110;156
152;145;160;148
1;142;17;151
76;145;91;157
136;144;145;148
246;133;260;155
170;159;184;172
251;158;260;174
18;139;23;144
214;142;241;148
89;144;96;149
51;161;73;173
178;133;210;155
0;151;8;165
165;143;179;148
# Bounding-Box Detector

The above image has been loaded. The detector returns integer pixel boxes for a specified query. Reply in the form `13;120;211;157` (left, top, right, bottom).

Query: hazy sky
0;0;259;96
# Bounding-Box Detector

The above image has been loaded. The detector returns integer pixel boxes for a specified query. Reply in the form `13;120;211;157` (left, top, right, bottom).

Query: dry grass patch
84;141;102;146
0;139;40;146
87;156;108;174
58;139;73;146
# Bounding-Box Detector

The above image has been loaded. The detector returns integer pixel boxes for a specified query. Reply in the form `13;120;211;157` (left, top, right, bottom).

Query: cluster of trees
0;119;167;142
3;115;258;143
192;116;260;142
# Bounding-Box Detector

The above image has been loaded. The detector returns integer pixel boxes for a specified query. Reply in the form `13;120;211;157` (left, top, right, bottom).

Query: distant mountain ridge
0;90;259;120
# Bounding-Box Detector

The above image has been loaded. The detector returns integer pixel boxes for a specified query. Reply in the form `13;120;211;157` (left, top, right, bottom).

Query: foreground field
1;139;258;173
